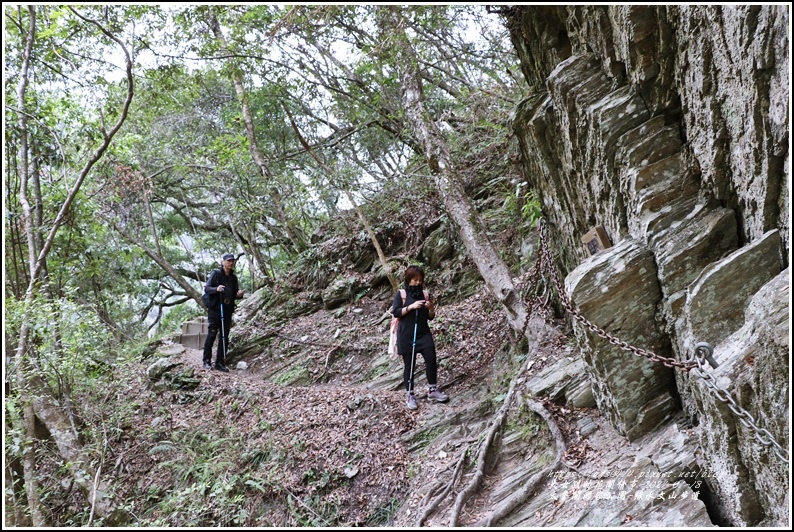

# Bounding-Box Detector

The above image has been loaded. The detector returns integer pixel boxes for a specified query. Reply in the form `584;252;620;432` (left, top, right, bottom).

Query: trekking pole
407;308;419;395
219;301;228;363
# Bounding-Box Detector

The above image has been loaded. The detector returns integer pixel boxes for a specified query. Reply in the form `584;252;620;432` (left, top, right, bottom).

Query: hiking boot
406;392;418;410
203;362;212;370
427;388;449;403
214;363;230;373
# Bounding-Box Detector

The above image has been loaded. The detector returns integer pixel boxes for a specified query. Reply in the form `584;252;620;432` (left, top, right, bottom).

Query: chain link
528;220;789;464
535;221;697;370
517;244;547;333
692;344;789;463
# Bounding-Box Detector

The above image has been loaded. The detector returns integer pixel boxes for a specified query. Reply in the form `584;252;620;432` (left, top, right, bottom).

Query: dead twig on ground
369;310;393;326
324;346;338;368
87;465;102;527
416;442;472;526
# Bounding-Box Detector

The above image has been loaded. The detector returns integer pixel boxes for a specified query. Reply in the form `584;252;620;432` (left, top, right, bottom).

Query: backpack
388;288;429;359
201;291;216;309
201;269;221;309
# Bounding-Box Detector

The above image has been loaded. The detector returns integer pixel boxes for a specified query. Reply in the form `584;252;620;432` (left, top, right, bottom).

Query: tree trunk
11;6;135;525
13;7;47;525
242;221;272;286
29;157;53;294
229;219;271;288
344;190;400;293
376;12;563;524
381;6;529;333
143;193;162;257
4;455;31;526
112;221;204;305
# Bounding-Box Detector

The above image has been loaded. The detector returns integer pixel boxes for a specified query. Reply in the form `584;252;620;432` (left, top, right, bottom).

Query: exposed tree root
416;442;471;526
446;317;550;527
474;398;566;526
410;318;556;527
447;406;506;526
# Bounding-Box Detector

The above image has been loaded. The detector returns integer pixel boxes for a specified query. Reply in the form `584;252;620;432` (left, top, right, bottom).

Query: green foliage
139;432;244;526
3;406;25;457
7;1;526;331
521;188;543;229
127;417;362;527
6;291;115;389
367;497;400;526
4;5;534;526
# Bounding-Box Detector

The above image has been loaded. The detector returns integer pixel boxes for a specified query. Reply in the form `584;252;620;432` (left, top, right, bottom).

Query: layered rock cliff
506;5;789;526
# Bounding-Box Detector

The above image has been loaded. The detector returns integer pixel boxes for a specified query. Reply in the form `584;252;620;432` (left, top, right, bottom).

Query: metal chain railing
536;221;698;370
530;219;789;464
692;343;789;463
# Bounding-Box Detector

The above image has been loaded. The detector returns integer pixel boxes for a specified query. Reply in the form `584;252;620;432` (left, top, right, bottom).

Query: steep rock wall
507;5;789;526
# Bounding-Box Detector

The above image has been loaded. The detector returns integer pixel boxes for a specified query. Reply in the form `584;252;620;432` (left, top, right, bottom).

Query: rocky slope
138;4;789;527
506;4;789;526
156;283;712;527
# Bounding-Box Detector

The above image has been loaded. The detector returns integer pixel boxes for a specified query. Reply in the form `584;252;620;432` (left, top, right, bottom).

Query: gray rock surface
146;351;200;392
685;269;790;526
497;418;713;527
565;238;676;440
507;4;788;526
683;230;783;350
525;355;595;408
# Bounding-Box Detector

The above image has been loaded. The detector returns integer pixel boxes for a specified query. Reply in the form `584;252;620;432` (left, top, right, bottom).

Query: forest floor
137;292;651;527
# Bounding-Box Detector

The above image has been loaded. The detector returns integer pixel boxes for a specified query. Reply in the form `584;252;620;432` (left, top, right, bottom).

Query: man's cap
222;253;236;261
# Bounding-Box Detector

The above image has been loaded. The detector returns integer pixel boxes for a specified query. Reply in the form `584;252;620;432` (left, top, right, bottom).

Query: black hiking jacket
204;268;241;312
391;287;435;355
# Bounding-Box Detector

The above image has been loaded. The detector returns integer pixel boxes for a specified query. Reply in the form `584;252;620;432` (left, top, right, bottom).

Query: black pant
203;306;232;365
402;345;438;393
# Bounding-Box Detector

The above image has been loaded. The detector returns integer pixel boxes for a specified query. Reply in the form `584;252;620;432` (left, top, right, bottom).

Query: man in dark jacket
202;253;244;372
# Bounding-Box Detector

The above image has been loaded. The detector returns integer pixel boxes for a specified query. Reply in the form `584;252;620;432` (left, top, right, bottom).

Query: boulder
565;238;676;440
525;355;596;408
683;230;783;349
322;276;365;310
684;269;789;526
420;224;454;267
146;357;200;392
